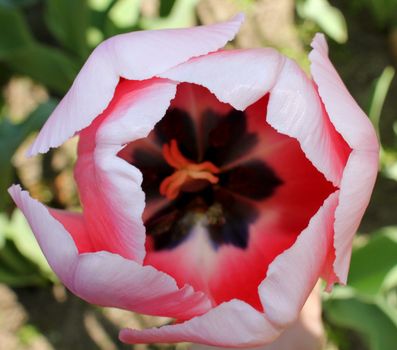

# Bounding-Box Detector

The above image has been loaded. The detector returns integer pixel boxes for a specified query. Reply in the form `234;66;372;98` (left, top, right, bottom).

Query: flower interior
119;82;336;311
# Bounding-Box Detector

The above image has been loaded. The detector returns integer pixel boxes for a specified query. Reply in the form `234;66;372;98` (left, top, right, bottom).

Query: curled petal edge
309;33;379;284
8;185;212;320
74;79;177;263
119;192;339;347
27;14;244;156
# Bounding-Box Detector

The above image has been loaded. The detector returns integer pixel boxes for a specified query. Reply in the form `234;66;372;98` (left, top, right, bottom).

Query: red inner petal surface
119;83;336;310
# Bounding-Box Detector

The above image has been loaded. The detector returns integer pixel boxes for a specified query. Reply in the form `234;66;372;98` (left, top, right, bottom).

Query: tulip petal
309;33;379;152
309;34;379;283
120;299;281;347
258;191;339;327
49;208;92;253
267;58;351;187
119;162;338;347
259;285;325;350
8;185;211;319
159;48;285;111
8;185;79;283
140;93;335;310
190;285;325;350
332;151;378;283
158;49;350;187
75;78;176;263
28;14;244;156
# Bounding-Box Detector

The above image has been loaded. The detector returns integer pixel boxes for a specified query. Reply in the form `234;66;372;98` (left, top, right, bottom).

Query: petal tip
8;183;21;198
310;33;328;55
232;12;245;26
26;143;39;157
118;329;132;343
309;33;379;152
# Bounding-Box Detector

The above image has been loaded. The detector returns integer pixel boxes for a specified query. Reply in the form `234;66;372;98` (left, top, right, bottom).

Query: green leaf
108;0;141;29
324;289;397;350
0;264;44;286
348;227;397;296
0;0;39;8
4;44;78;94
0;212;51;286
0;99;57;210
297;0;348;43
0;239;39;274
382;265;397;293
5;209;53;277
349;0;397;28
368;66;395;138
0;6;33;58
45;0;90;60
159;0;176;17
140;0;198;30
0;6;79;92
0;214;7;248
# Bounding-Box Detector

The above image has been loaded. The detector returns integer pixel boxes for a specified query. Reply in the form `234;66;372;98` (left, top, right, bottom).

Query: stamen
160;139;221;200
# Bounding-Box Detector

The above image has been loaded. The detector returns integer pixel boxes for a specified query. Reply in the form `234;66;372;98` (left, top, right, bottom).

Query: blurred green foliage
0;99;57;210
348;0;397;28
0;0;396;349
0;6;79;94
0;0;200;301
321;56;397;349
323;228;397;350
297;0;348;43
348;228;397;295
0;209;54;286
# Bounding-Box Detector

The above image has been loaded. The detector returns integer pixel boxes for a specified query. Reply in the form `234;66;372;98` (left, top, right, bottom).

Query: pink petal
157;48;350;187
75;78;176;263
309;33;379;152
258;191;339;327
27;14;244;156
159;48;284;111
8;185;78;283
143;94;335;310
190;285;325;350
49;208;92;253
120;299;281;347
72;251;210;320
333;151;378;283
267;58;350;187
259;285;324;350
119;89;338;345
309;34;379;283
8;185;211;319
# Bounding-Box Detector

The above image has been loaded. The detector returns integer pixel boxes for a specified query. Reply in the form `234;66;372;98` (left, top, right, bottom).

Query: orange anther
160;139;221;200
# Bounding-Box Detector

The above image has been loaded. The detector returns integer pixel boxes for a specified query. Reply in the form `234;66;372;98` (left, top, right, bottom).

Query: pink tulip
9;14;378;347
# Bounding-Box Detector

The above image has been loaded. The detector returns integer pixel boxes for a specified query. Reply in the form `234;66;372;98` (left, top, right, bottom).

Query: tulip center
119;82;335;309
123;99;284;251
160;139;220;200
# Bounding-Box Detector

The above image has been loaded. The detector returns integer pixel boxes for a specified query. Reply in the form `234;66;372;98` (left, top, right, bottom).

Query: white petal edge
259;191;339;327
74;79;177;263
159;49;348;186
120;299;281;347
118;192;339;346
158;48;285;111
332;150;379;283
309;33;379;152
28;14;244;156
8;185;212;320
309;33;379;283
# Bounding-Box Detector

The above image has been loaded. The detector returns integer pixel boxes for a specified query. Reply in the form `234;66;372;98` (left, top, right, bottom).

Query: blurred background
0;0;396;349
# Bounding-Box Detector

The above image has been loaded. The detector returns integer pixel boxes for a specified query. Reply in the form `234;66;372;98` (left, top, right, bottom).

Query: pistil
160;139;221;200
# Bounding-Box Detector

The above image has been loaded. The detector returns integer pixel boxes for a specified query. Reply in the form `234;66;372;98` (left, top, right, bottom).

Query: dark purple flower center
129;107;282;250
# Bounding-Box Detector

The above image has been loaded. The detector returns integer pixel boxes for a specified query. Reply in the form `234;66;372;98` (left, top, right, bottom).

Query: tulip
191;285;325;350
9;14;378;347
